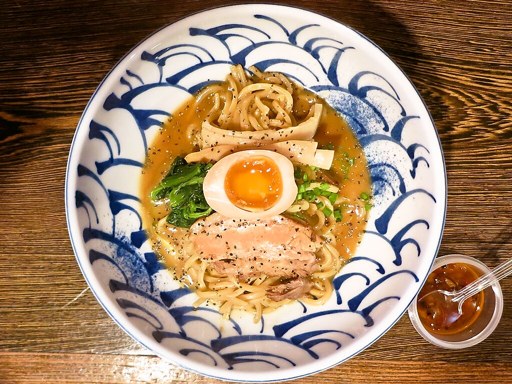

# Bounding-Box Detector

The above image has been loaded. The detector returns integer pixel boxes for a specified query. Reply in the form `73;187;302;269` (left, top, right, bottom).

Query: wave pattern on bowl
68;6;445;382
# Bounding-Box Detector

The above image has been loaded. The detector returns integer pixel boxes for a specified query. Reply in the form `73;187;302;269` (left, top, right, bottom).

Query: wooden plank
1;352;511;384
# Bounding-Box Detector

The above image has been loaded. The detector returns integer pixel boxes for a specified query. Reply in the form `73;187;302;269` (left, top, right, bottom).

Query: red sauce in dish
417;263;484;335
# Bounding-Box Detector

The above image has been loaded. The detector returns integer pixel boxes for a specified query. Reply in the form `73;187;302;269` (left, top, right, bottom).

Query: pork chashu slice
189;213;321;279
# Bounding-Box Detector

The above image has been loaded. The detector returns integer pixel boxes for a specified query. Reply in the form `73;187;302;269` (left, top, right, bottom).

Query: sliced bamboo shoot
200;103;323;148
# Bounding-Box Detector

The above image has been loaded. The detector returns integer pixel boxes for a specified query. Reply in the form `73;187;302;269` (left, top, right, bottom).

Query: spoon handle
453;257;512;304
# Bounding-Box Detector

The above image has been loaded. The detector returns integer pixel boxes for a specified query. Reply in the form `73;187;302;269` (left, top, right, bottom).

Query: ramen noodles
141;65;372;321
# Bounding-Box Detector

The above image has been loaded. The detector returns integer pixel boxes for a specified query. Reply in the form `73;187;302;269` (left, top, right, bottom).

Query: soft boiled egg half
203;150;298;219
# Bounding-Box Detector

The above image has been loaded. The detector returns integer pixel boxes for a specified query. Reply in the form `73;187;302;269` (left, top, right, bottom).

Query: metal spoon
418;256;512;316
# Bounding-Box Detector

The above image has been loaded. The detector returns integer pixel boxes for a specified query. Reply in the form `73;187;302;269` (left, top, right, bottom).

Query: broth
141;90;371;261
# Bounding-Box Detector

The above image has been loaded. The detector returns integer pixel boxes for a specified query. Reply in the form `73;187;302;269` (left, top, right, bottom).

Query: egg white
202;150;298;219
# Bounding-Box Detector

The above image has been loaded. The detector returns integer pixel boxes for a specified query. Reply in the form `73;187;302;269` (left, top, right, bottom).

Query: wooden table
1;0;511;382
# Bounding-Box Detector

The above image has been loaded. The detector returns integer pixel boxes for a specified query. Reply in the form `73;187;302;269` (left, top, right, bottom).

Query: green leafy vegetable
359;192;370;201
359;191;373;212
339;151;356;180
321;206;333;217
150;157;213;228
333;209;343;222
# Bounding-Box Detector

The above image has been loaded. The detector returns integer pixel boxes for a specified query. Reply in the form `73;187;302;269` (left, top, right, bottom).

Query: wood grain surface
1;0;511;383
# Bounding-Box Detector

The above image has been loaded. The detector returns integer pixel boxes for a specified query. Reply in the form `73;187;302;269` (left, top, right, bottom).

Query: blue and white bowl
65;4;446;382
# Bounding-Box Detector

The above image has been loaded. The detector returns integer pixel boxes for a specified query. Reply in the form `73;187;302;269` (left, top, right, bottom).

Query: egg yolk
225;156;283;212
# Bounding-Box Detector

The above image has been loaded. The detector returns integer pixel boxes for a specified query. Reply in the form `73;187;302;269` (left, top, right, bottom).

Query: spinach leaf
150;157;213;227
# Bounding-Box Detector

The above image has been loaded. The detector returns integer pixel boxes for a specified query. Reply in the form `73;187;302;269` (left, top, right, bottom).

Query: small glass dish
408;254;503;349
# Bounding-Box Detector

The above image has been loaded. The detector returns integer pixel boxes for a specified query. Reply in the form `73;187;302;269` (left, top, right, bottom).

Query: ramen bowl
65;4;446;382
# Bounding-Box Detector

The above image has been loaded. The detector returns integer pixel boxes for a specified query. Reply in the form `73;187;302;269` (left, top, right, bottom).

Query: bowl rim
407;253;504;349
65;3;448;381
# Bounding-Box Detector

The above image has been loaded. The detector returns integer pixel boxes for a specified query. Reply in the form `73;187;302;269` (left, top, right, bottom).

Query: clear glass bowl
408;254;504;349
